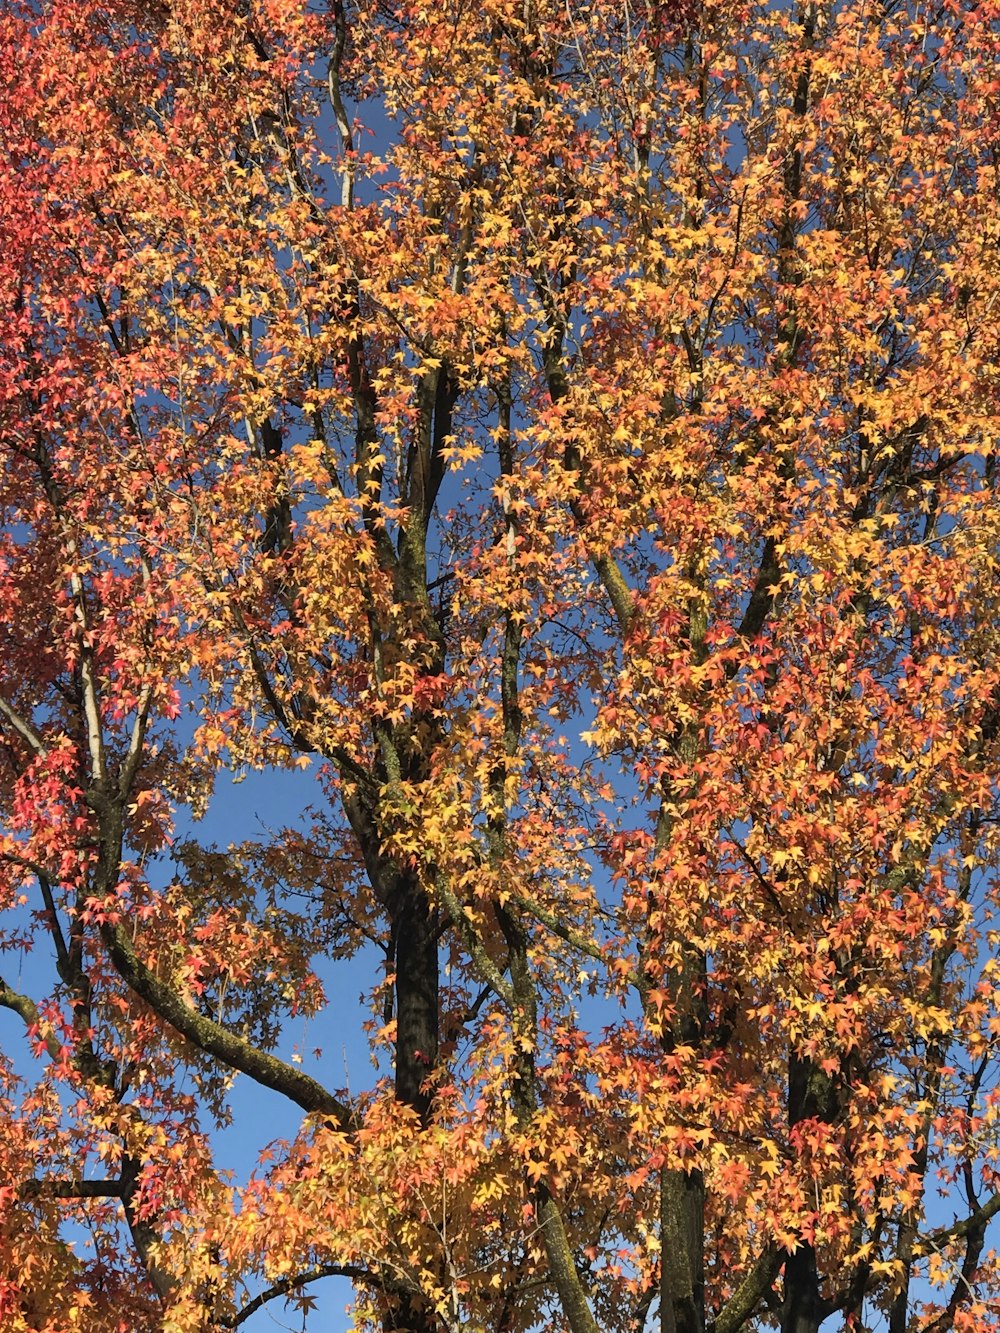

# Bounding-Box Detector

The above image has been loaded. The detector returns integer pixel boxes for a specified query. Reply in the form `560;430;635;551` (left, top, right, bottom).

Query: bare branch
20;1177;126;1200
223;1263;373;1329
916;1191;1000;1254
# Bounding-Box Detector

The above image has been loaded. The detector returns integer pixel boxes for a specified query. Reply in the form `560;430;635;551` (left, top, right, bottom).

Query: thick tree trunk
378;880;441;1333
660;1166;706;1333
781;1245;823;1333
781;1053;834;1333
659;935;708;1333
393;881;439;1124
339;798;442;1331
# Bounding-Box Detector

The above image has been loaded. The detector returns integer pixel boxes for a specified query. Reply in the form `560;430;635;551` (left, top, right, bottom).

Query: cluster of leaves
2;0;1000;1329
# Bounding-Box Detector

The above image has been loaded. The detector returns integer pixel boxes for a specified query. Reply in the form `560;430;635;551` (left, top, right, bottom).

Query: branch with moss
99;922;353;1126
0;975;63;1061
711;1244;782;1333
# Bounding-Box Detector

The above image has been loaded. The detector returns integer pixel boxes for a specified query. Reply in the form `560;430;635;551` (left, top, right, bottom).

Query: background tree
2;0;1000;1329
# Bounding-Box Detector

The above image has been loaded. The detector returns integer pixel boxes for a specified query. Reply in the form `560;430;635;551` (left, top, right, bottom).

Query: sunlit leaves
3;0;1000;1329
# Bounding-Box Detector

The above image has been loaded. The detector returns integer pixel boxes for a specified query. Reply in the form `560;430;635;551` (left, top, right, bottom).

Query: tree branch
515;889;608;963
735;535;780;646
0;694;48;757
20;1177;126;1200
711;1243;781;1333
223;1263;372;1329
916;1191;1000;1254
434;874;513;1007
99;922;353;1126
0;975;63;1060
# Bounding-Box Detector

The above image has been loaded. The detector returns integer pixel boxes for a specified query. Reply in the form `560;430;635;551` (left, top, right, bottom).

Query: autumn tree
2;0;1000;1329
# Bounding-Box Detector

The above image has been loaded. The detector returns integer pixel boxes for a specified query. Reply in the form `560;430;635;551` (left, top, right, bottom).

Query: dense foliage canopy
3;0;1000;1329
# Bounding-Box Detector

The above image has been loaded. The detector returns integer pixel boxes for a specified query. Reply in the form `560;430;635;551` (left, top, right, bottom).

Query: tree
2;0;1000;1328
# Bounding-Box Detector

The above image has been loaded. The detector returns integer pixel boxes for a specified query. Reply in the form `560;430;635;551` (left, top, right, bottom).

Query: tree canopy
2;0;1000;1329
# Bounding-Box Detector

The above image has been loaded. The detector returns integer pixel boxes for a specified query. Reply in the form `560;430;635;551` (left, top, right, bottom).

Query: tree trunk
781;1244;823;1333
375;879;441;1333
660;1166;706;1333
393;880;439;1124
781;1053;833;1333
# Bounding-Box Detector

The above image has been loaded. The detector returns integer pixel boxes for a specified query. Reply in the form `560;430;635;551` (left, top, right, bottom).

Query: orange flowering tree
2;0;1000;1329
